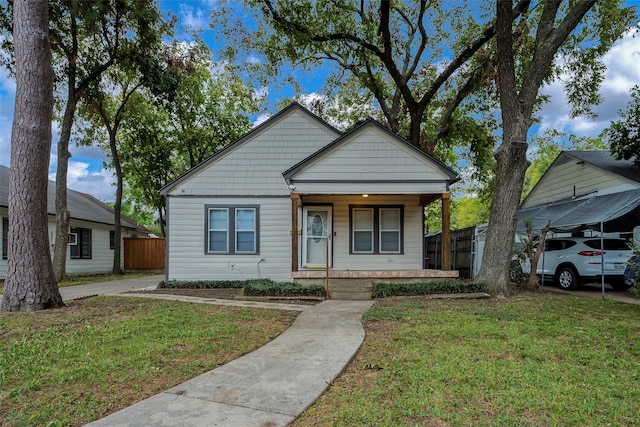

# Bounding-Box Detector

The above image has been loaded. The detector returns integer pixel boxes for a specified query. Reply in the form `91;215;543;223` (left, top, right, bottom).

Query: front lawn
0;297;297;427
295;292;640;426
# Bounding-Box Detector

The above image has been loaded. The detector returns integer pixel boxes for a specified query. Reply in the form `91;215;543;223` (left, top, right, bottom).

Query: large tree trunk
1;0;64;311
474;0;530;295
475;0;597;295
476;142;529;294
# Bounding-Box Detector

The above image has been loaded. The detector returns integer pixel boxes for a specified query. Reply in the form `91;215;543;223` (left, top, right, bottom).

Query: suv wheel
556;266;579;290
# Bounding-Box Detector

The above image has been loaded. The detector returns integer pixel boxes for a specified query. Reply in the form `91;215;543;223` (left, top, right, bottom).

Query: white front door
302;207;332;268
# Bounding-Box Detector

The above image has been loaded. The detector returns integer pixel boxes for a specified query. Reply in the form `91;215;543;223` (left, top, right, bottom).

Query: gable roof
521;150;640;208
564;150;640;183
283;118;459;183
159;102;342;196
0;165;144;231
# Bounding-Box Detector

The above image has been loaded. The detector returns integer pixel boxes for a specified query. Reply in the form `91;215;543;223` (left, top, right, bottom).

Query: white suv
537;237;632;290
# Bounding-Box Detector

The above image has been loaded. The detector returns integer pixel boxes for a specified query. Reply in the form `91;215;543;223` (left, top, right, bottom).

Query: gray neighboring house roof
0;165;145;231
518;150;640;233
558;150;640;183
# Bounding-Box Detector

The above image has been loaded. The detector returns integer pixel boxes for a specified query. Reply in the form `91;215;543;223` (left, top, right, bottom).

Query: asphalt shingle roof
0;164;142;230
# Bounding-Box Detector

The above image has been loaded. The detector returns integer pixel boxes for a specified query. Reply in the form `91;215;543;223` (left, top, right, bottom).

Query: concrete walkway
86;299;373;427
58;275;165;300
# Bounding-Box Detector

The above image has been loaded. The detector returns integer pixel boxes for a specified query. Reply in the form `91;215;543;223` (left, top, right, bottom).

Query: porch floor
291;269;459;280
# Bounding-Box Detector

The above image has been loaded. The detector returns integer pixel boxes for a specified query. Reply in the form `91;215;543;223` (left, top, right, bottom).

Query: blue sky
0;0;639;201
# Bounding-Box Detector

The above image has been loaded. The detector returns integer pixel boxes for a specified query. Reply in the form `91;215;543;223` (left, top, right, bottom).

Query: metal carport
517;189;640;296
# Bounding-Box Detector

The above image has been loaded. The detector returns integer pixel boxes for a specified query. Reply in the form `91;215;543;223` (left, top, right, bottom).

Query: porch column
441;193;451;271
291;193;300;272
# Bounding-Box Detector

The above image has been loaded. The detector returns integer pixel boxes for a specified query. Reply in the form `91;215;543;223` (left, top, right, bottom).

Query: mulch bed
138;288;323;305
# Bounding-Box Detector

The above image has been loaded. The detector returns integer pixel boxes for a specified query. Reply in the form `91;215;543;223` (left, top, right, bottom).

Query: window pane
80;228;91;258
236;209;255;230
380;209;400;230
353;209;373;230
209;231;228;252
209;209;228;230
236;231;255;252
381;231;400;252
354;231;373;252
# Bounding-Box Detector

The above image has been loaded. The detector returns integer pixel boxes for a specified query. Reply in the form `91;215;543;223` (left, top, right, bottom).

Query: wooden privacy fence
124;237;165;271
424;226;476;279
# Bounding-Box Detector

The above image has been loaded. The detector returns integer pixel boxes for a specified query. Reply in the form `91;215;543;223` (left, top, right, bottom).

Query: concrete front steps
327;279;374;300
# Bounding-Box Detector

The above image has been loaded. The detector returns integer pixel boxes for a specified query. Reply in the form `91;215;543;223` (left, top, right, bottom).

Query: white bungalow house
160;103;459;293
0;165;150;278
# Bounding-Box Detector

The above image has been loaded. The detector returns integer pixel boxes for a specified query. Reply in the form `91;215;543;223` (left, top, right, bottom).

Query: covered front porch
282;119;460;299
288;193;457;279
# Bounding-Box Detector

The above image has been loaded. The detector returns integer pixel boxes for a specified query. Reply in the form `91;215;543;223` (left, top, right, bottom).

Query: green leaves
605;85;640;167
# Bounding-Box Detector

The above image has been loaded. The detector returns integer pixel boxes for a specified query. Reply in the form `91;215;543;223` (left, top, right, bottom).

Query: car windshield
583;239;630;250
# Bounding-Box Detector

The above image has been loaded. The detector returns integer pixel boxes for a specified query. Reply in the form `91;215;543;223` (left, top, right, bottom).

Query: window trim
204;204;259;255
349;205;403;255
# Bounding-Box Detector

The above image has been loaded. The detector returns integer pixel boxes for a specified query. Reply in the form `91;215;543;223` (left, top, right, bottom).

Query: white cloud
178;4;208;31
537;30;640;139
48;160;117;202
253;113;271;127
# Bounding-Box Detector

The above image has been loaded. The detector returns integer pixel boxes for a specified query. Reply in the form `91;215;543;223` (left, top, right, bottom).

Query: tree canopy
606;85;640;167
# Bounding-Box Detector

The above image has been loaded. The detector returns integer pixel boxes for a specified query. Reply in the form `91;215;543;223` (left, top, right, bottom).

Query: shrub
158;279;326;298
158;280;245;289
243;280;326;297
372;279;488;298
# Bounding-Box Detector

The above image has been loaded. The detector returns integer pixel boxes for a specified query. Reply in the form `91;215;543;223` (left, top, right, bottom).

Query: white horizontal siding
0;211;138;279
166;196;293;281
167;110;339;197
301;195;424;271
292;128;451;183
524;162;638;208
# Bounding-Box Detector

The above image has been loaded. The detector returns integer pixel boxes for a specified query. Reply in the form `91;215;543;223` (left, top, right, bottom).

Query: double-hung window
206;205;259;254
70;227;92;259
2;217;8;259
351;205;402;254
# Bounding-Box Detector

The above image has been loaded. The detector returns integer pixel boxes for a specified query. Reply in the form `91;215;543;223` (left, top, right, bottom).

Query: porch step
328;279;373;300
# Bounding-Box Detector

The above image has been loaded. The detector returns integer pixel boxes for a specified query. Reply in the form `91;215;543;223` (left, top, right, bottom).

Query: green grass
0;296;297;426
294;293;640;426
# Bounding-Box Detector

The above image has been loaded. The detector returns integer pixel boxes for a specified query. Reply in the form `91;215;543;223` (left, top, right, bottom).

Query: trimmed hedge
373;279;488;298
243;280;326;297
158;278;326;297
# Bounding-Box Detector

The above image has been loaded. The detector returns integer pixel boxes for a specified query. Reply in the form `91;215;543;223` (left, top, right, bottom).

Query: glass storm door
303;207;332;268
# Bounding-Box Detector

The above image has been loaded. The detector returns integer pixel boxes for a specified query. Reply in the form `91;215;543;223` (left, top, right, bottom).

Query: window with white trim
350;206;402;254
205;205;259;254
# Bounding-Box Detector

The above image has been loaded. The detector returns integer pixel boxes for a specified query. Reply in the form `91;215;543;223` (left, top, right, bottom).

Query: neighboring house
160;103;460;286
427;151;640;280
0;165;150;278
518;150;640;235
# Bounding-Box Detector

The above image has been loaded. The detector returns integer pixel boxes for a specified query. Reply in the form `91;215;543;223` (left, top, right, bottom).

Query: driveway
58;275;165;300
